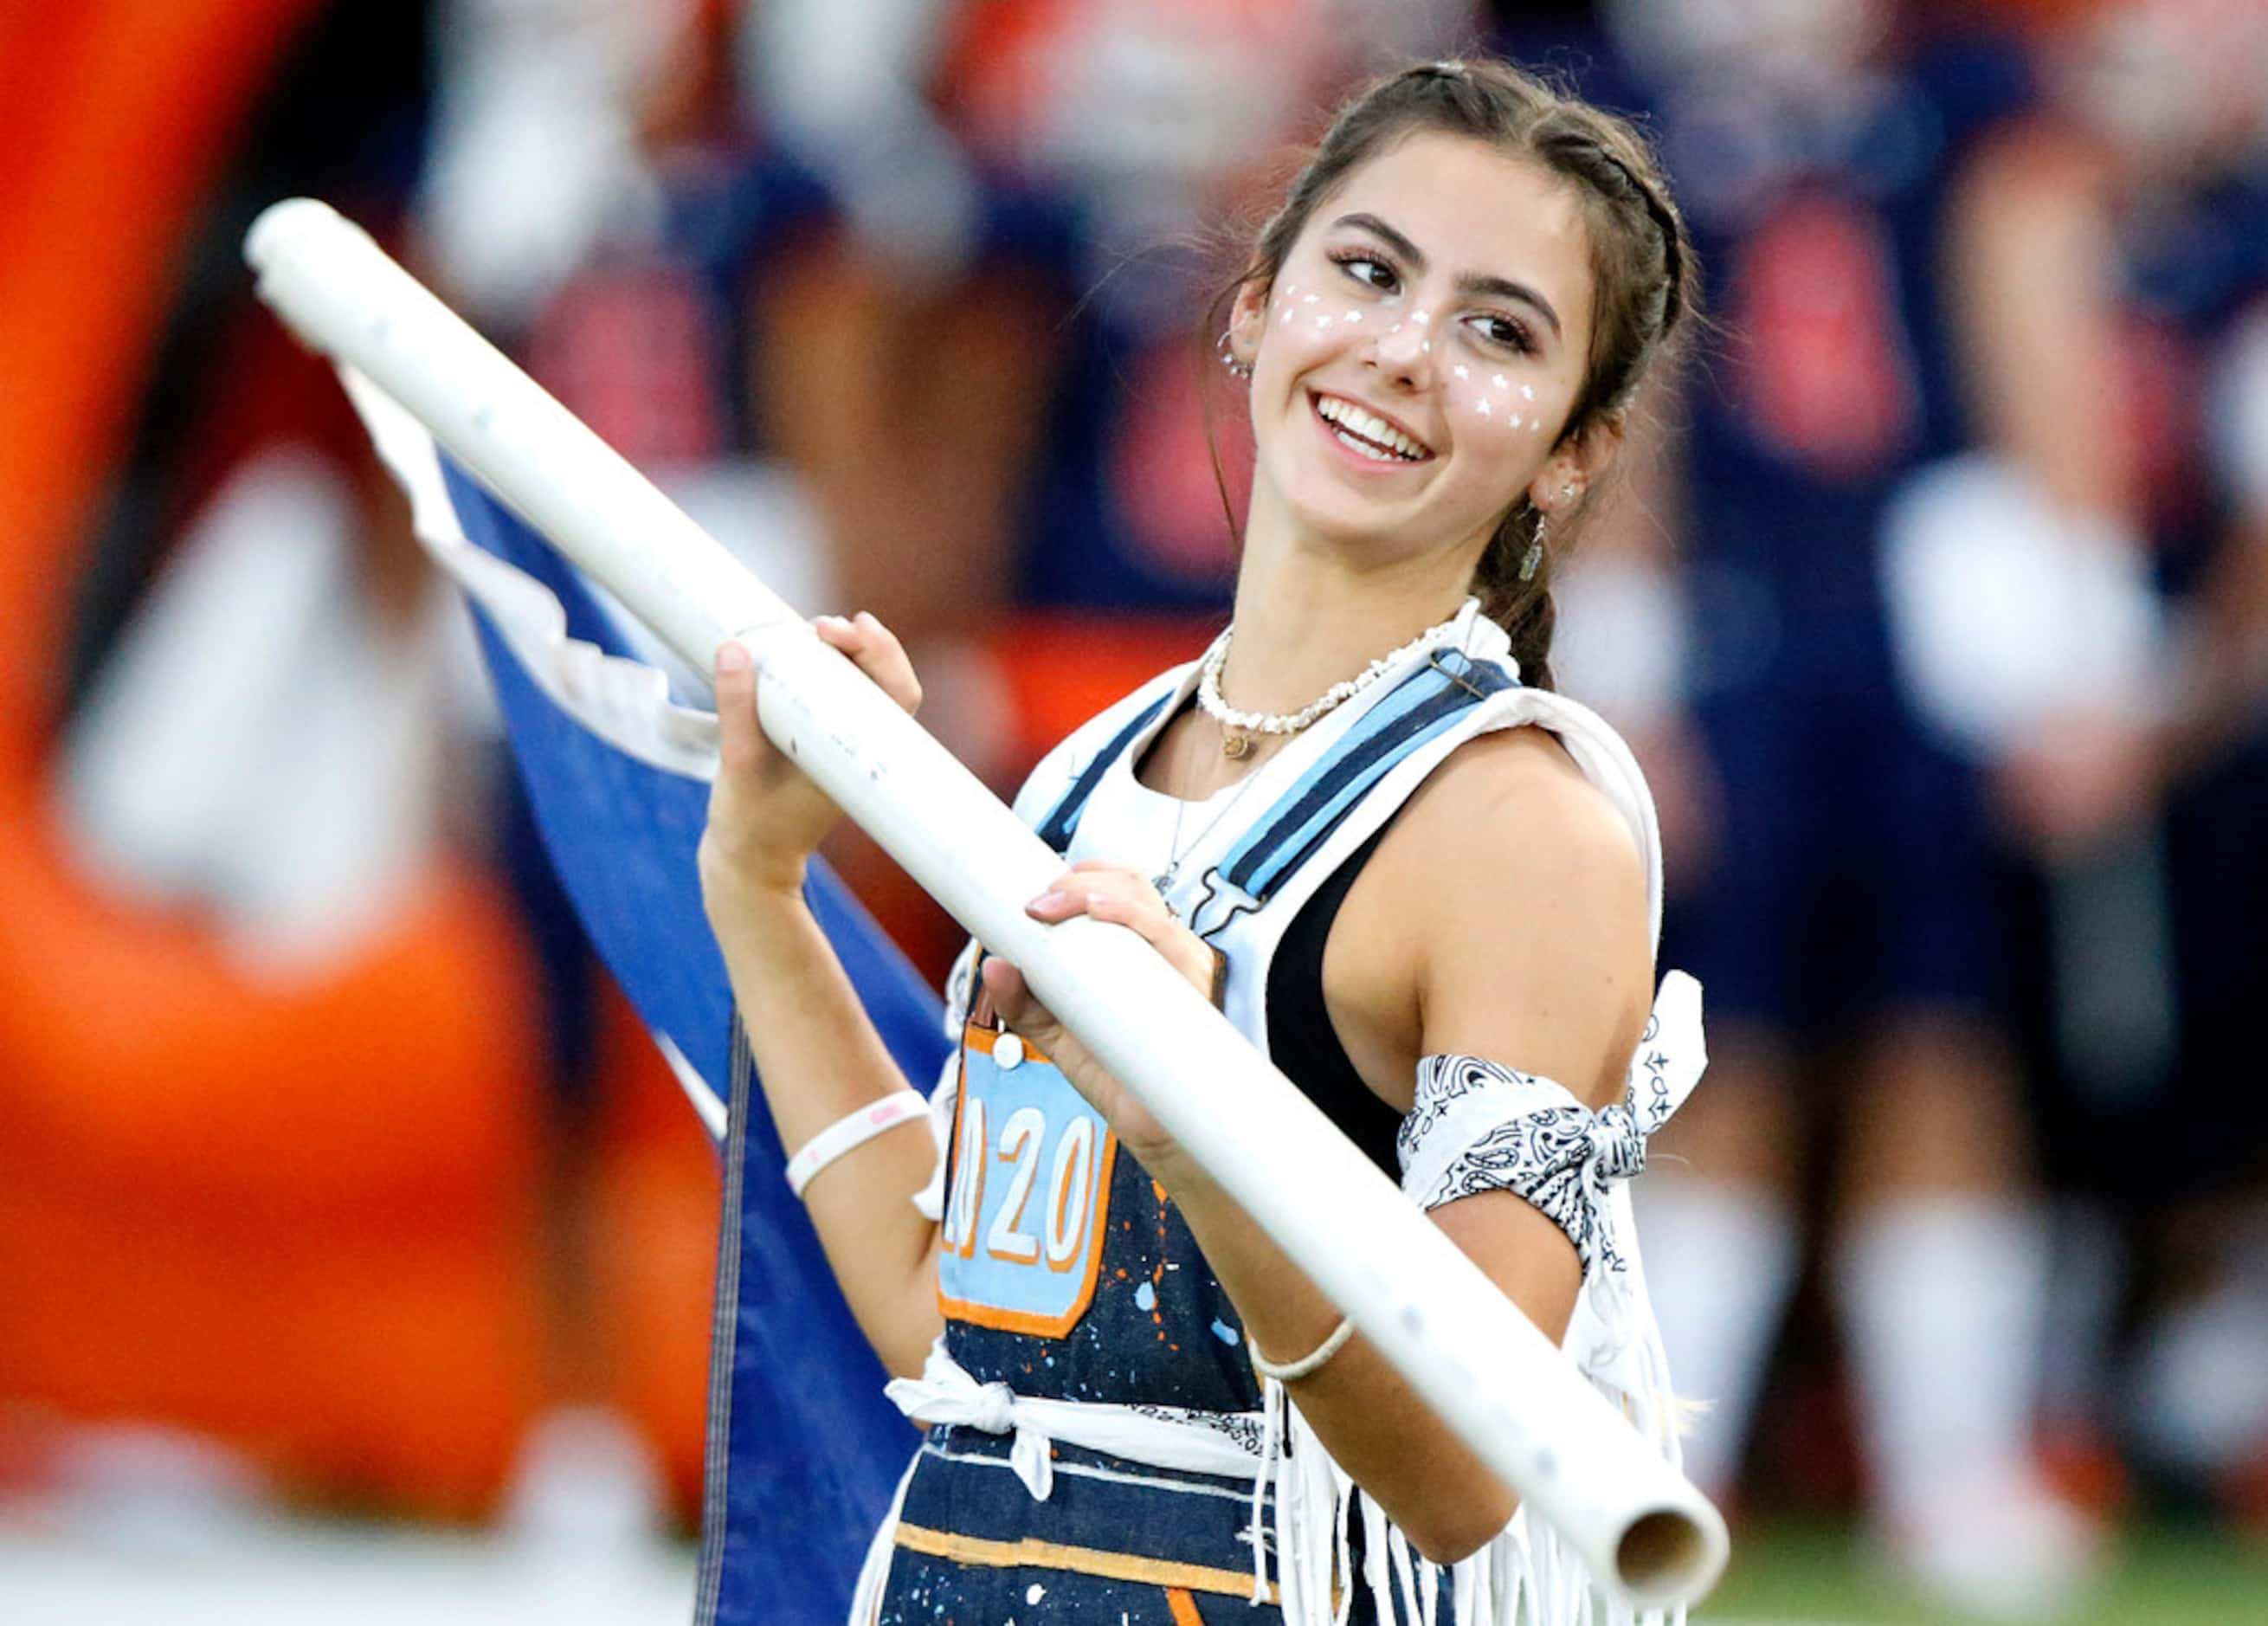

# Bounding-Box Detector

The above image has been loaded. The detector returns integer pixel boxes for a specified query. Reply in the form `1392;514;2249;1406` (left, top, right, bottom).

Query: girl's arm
983;727;1653;1563
700;615;945;1381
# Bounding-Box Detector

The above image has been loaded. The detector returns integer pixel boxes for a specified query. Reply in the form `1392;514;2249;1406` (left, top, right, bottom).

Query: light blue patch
937;1046;1114;1332
1134;1281;1157;1312
1211;1319;1240;1346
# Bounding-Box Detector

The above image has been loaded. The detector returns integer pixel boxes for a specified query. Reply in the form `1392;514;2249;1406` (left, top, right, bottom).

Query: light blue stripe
1217;665;1453;878
1247;700;1474;894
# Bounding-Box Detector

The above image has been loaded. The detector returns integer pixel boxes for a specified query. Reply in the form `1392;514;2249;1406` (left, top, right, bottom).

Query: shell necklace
1195;607;1466;758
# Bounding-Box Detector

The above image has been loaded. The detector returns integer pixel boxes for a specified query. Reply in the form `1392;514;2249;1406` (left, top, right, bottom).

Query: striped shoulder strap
1034;690;1176;855
1191;647;1517;933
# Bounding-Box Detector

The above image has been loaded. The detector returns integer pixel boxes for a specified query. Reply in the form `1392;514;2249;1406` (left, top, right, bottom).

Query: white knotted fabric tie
1582;1101;1648;1184
883;1342;1062;1500
883;1339;1261;1506
888;1341;1319;1611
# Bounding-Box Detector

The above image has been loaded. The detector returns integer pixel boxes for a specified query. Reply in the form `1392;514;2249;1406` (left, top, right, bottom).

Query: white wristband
786;1089;929;1198
1248;1317;1356;1383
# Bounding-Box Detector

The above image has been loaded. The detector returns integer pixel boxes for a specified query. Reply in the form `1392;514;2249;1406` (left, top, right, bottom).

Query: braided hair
1208;60;1696;689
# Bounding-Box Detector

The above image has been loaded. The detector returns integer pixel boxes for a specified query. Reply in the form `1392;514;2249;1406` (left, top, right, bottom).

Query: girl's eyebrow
1332;210;1562;340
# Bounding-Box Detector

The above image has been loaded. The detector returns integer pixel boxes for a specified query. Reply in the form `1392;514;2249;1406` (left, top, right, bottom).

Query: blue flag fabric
349;374;946;1624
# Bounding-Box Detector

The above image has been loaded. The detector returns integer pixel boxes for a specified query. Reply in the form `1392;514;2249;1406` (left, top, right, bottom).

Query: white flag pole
245;197;1726;1609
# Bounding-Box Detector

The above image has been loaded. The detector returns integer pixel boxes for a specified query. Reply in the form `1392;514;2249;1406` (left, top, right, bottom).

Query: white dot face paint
1259;277;1415;415
1245;129;1600;548
1333;294;1546;451
1433;345;1550;447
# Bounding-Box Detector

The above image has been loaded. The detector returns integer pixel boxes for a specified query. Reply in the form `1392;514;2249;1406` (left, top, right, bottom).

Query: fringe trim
852;1263;1692;1626
848;1453;921;1626
1257;1390;1683;1626
1253;1245;1689;1626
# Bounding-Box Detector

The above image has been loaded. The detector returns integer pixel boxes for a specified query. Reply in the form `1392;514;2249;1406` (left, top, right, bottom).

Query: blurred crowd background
3;1;2265;1621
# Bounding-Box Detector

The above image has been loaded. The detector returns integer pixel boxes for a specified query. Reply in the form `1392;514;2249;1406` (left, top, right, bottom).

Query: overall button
993;1033;1025;1070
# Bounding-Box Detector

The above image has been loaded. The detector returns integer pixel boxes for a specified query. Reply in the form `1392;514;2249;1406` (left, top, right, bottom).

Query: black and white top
905;598;1707;1626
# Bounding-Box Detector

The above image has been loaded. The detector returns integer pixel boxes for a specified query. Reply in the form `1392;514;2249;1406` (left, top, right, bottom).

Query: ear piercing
1521;512;1547;583
1523;486;1579;584
1218;329;1253;380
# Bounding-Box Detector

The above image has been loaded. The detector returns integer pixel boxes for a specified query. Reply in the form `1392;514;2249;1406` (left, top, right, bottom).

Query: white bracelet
786;1090;929;1198
1248;1317;1356;1383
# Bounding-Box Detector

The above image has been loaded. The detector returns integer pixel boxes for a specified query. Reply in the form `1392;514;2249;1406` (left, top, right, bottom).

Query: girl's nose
1369;312;1434;381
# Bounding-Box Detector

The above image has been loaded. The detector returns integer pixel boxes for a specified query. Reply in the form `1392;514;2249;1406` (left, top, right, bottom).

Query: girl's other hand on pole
982;862;1221;1158
699;612;923;913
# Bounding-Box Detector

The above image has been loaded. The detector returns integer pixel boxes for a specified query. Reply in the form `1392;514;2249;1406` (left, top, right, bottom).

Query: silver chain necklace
1152;760;1271;916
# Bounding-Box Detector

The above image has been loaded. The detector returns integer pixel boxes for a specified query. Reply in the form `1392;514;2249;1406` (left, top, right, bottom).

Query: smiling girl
699;59;1703;1626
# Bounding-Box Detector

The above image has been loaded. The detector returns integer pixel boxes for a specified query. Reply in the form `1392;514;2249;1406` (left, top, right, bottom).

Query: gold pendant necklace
1155;732;1270;917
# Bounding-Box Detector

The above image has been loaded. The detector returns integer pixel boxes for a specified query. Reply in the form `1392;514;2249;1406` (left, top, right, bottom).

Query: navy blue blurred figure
1552;4;2163;1613
2014;0;2268;1509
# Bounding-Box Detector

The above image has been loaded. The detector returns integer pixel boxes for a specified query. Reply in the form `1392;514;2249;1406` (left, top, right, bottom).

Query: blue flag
348;374;949;1623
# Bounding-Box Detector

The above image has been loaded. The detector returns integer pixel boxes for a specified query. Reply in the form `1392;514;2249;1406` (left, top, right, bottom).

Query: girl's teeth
1333;426;1401;461
1317;397;1426;460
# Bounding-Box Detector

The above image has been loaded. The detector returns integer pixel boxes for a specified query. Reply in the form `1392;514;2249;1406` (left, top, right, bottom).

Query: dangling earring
1519;510;1547;582
1218;329;1253;380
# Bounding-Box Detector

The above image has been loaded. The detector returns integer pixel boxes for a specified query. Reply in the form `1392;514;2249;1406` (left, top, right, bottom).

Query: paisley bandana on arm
1398;971;1707;1271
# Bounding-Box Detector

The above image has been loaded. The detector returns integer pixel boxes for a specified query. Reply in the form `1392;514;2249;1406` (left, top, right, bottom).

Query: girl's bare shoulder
1369;722;1651;1106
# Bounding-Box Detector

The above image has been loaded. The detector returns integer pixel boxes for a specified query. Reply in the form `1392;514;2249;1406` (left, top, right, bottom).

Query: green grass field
6;1512;2263;1623
1704;1519;2268;1624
